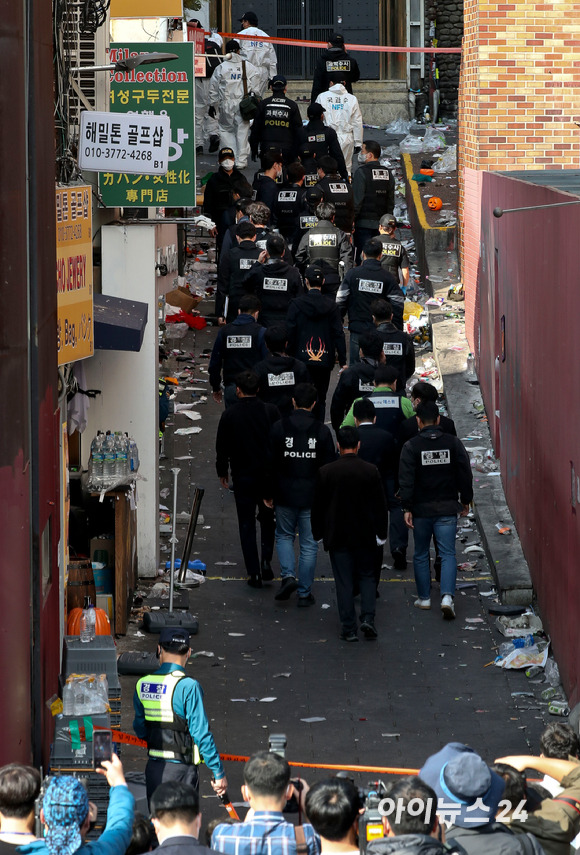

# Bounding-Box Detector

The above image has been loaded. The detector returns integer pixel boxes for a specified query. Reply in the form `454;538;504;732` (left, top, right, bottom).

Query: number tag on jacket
359;380;374;392
278;191;297;202
239;258;255;269
372;169;389;181
310;234;337;247
372;395;399;409
383;342;403;356
382;242;402;257
329;183;348;194
227;335;252;348
358;279;383;293
421;450;451;466
268;372;295;386
263;277;288;291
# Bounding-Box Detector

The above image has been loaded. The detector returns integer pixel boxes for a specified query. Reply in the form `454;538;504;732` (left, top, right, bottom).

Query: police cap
159;627;191;647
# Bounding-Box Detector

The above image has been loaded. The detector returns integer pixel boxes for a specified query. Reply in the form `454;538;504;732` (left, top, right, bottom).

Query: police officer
253;151;284;216
293;187;323;250
329;331;384;432
286;265;347;421
133;627;227;804
310;33;361;102
254;325;311;416
298;103;348;179
209;295;268;407
372;298;415;392
295;201;353;297
272;163;308;253
216;220;262;322
336;237;404;363
202;147;253;255
377;214;410;290
265;382;336;605
243;234;303;328
352;140;395;260
250;75;303;164
237;11;277;96
315;155;354;234
298;145;321;189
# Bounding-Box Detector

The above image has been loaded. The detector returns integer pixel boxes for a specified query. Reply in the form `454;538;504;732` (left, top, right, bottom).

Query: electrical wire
80;0;110;34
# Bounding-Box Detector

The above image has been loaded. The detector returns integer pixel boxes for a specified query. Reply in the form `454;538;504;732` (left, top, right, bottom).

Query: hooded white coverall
236;26;277;96
316;83;363;176
208;53;262;169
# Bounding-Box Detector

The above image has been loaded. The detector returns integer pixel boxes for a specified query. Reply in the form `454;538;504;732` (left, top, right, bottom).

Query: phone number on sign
84;146;163;165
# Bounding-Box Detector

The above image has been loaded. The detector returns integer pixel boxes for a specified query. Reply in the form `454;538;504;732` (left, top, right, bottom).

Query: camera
335;773;389;854
268;733;287;759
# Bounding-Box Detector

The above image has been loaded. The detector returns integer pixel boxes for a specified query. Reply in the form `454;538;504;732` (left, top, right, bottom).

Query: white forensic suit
208;53;262;169
195;33;222;150
316;83;363;176
236;26;277;95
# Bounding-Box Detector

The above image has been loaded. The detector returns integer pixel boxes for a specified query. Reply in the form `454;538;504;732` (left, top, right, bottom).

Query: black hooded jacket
311;47;361;101
285;288;347;370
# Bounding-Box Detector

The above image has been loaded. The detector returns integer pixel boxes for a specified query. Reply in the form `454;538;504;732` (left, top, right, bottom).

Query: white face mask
358;151;369;163
221;159;235;170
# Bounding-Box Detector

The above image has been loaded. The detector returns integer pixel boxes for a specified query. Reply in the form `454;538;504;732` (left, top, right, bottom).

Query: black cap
305;265;324;287
225;38;240;52
270;74;287;89
329;32;345;46
307;103;325;119
219;147;235;160
240;10;258;24
159;627;191;647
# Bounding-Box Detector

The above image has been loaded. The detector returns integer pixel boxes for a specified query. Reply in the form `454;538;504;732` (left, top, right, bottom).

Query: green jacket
341;385;414;427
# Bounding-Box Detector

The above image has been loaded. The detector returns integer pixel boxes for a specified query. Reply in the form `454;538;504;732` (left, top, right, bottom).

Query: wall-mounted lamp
494;199;580;218
71;52;179;74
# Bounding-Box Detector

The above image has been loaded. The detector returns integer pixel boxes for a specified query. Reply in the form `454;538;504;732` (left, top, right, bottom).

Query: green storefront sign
100;43;195;207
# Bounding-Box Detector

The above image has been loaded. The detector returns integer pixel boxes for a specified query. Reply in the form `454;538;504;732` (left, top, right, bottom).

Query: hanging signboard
110;0;183;17
79;111;171;174
99;43;195;207
56;185;94;365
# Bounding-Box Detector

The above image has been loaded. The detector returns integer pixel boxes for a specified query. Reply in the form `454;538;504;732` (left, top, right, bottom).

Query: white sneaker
414;597;431;609
441;595;455;619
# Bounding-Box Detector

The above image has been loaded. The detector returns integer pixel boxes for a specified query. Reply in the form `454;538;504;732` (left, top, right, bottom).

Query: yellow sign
110;0;183;17
56;185;94;365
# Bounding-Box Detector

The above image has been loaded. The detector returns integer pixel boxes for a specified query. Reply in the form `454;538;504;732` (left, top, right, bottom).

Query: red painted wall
478;172;580;705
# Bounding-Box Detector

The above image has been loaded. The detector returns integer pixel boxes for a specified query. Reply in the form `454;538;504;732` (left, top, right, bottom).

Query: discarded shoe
274;576;299;601
414;597;431;609
441;594;455;619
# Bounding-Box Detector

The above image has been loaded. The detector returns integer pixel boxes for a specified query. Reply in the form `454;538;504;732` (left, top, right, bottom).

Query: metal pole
169;467;180;613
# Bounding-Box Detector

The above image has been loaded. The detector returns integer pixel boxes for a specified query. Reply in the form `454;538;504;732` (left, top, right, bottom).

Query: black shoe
340;630;359;642
196;145;203;155
208;135;220;153
392;549;407;571
297;593;316;607
360;618;378;639
261;559;274;582
274;577;299;600
247;576;262;589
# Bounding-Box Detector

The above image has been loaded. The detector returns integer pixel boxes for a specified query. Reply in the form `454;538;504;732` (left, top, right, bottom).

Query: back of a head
374;365;399;387
293;382;317;410
316;201;336;222
235;196;253;215
353;396;376;424
235;370;260;396
363;238;382;260
261;151;282;172
305;778;362;842
490;764;527;810
264;324;288;354
540;722;580;759
359;331;383;361
411;381;438;403
247;202;270;227
364;140;381;159
329;32;345;47
239;294;261;315
225;38;240;53
287;162;306;184
0;764;41;819
317;155;338;175
236;220;257;240
150;782;199;824
337;426;359;451
305;264;324;289
379;213;397;230
125;814;155;855
416;400;439;425
370;298;392;323
266;233;285;259
384;777;438;836
43;776;89;855
243;751;290;798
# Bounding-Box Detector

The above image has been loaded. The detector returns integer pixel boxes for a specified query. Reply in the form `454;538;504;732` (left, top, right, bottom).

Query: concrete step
286;80;410;125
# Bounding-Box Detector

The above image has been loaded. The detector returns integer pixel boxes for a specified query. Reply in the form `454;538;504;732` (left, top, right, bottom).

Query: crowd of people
2;724;580;855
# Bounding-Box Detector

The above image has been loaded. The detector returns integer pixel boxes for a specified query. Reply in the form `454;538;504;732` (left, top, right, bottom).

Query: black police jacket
209;315;267;389
243;258;303;325
352;161;395;228
297;120;348;178
249;94;303;160
203;167;253;224
399;412;457;445
316;174;355;233
330;358;378;431
311;48;361;101
216;239;262;320
295;220;353;287
398;426;474;517
337;258;404;333
254;354;311;416
286;288;347;370
377;234;409;279
272;183;309;242
215;396;280;483
375;321;415;391
267;410;336;507
254;175;279;217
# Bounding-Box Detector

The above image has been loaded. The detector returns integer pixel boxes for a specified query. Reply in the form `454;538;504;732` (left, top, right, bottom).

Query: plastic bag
399;135;424;154
403;300;424;320
495;643;549;670
545;658;561;687
385;118;412;134
422;127;447;153
62;674;109;715
434;145;457;173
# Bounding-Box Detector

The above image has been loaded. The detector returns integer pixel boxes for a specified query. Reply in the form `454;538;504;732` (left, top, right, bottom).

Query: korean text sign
100;43;195;207
80;111;170;174
56;185;94;365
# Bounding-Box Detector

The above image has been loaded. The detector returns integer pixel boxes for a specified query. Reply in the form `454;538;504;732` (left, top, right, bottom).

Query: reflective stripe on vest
136;671;201;764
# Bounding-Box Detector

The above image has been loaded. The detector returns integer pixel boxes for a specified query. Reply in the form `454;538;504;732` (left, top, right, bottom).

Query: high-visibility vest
136;670;201;764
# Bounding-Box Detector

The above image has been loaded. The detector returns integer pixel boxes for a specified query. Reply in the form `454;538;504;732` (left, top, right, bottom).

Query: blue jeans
275;505;318;597
413;515;458;599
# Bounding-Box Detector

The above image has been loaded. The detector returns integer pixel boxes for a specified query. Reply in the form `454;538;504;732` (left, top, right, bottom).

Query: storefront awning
93;293;148;352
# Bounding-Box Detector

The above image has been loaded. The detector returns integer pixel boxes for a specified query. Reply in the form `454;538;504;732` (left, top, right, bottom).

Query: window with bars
276;0;335;78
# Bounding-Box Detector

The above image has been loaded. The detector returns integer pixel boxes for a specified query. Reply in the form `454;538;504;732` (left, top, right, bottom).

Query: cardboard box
90;536;115;568
165;286;203;314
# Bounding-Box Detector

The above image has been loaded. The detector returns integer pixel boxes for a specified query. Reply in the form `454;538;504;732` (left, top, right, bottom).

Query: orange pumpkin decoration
67;607;112;636
420;168;435;176
427;196;443;211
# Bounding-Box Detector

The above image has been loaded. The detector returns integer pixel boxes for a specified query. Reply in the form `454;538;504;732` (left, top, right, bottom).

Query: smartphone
93;729;113;768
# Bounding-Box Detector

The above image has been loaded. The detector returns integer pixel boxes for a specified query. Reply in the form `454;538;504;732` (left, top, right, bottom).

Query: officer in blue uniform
133;627;228;804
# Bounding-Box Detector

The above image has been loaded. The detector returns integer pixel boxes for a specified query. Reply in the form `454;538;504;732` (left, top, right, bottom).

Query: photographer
304;778;362;854
0;764;40;849
211;752;320;855
366;777;448;855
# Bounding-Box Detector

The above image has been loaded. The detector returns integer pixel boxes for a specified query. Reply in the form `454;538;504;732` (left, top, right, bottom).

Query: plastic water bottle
466;353;475;375
80;597;96;643
102;432;116;478
128;434;139;473
90;432;104;480
115;432;129;477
